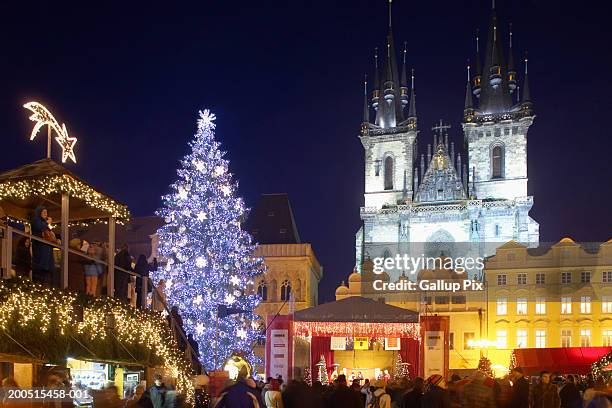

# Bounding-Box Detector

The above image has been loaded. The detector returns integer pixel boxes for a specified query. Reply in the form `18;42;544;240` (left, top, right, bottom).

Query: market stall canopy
513;347;612;375
0;159;130;224
293;296;420;338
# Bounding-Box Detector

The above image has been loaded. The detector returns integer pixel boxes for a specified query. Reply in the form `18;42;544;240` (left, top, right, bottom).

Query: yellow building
485;238;612;371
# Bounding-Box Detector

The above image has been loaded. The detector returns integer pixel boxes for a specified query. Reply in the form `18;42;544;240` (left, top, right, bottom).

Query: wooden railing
0;224;201;373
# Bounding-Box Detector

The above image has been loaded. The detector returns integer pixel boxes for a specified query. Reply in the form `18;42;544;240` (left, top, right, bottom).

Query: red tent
513;347;612;375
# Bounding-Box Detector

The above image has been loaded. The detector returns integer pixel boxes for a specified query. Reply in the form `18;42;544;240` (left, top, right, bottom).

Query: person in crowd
326;374;362;408
149;374;167;408
67;238;85;292
30;206;56;285
350;379;361;394
508;367;530;408
368;379;391;408
401;376;423;408
531;371;560;408
463;371;495;408
215;377;262;408
84;244;103;296
559;375;581;408
127;384;153;408
264;378;283;408
494;375;513;408
114;243;133;302
282;380;316;408
153;279;167;312
422;374;450;408
134;254;151;308
14;237;31;278
361;379;372;408
583;377;606;408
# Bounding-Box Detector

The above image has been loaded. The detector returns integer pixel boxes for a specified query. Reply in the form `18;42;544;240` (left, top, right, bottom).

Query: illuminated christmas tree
303;367;312;386
478;356;493;378
152;109;264;370
394;353;410;380
316;355;329;384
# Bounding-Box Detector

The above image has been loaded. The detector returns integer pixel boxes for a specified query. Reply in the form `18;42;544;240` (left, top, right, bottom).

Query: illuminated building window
497;298;508;316
516;329;527;348
516;298;527;315
536;273;545;285
561;330;572;348
257;281;268;301
580;296;591;314
496;330;508;349
580;329;591;347
517;273;527;285
464;332;475;350
603;330;612;347
581;271;591;283
561;297;572;314
535;330;546;348
602;296;612;313
497;274;507;286
449;332;454;350
561;272;572;284
535;298;546;315
280;280;292;301
604;271;612;283
384;156;394;190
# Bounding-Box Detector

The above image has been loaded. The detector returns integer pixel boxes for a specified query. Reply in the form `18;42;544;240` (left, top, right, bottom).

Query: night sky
2;1;611;302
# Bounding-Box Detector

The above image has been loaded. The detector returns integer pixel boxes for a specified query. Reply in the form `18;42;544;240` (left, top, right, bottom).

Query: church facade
355;5;539;281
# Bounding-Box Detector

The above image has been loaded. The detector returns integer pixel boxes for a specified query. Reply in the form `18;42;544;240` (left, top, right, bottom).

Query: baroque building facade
355;4;539;280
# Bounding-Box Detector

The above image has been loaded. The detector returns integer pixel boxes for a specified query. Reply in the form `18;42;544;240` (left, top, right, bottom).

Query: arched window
384;156;394;190
257;281;268;301
491;145;503;179
281;280;292;301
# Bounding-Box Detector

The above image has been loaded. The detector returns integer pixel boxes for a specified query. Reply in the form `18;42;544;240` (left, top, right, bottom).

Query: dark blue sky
2;0;611;302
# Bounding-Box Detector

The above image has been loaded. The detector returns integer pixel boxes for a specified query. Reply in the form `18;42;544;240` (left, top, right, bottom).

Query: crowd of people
12;204;157;308
212;368;612;408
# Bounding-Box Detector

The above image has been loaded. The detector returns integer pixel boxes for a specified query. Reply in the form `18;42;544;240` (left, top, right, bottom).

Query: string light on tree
151;109;264;371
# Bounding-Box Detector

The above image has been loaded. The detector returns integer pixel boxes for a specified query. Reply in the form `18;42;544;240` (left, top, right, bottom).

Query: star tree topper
24;102;78;163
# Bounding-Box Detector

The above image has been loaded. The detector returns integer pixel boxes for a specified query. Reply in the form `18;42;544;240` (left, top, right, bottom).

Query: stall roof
513;347;612;375
294;296;419;323
0;159;129;223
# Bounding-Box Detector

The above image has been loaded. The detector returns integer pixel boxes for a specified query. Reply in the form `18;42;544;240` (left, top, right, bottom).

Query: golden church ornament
23;101;78;163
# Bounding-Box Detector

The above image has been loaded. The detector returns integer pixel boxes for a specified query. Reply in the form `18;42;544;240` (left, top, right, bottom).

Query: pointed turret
473;30;482;97
363;75;370;123
408;69;416;119
400;42;409;109
464;63;474;114
507;23;517;92
372;48;380;111
521;54;531;103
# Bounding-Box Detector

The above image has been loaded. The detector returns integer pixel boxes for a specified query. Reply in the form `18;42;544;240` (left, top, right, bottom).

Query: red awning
513;347;612;375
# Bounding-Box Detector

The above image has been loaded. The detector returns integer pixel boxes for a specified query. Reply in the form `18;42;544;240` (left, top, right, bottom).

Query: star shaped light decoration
23;102;78;164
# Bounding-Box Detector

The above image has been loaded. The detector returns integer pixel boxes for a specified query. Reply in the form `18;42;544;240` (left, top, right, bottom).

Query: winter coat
149;384;167;408
326;384;363;408
422;385;451;408
401;387;422;408
559;383;581;408
30;206;55;274
531;383;560;408
370;388;391;408
114;249;132;300
215;380;261;408
463;380;496;408
509;377;530;408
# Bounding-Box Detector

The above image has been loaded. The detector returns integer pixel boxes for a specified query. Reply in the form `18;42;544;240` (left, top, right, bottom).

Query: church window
504;128;510;136
257;281;268;301
375;160;381;176
384;156;394;190
491;145;504;179
512;126;519;134
281;280;292;301
494;128;501;137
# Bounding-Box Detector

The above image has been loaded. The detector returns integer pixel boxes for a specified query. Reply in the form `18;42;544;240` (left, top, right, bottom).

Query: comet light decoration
23;101;78;163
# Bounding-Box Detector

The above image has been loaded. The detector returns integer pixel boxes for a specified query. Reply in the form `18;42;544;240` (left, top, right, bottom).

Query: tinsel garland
293;321;420;339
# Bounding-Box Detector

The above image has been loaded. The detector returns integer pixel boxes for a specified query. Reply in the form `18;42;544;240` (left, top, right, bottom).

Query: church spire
507;23;517;93
408;69;416;119
363;74;370;123
521;53;531;103
473;30;482;98
464;63;473;112
400;41;409;109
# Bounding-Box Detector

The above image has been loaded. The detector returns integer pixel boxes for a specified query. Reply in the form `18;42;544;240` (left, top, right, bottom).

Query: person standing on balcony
30;206;56;286
114;243;133;302
14;237;31;278
84;244;103;296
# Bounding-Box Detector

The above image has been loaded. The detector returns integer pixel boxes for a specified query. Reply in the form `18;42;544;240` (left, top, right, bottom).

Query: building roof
294;296;418;323
0;158;129;222
244;193;300;244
